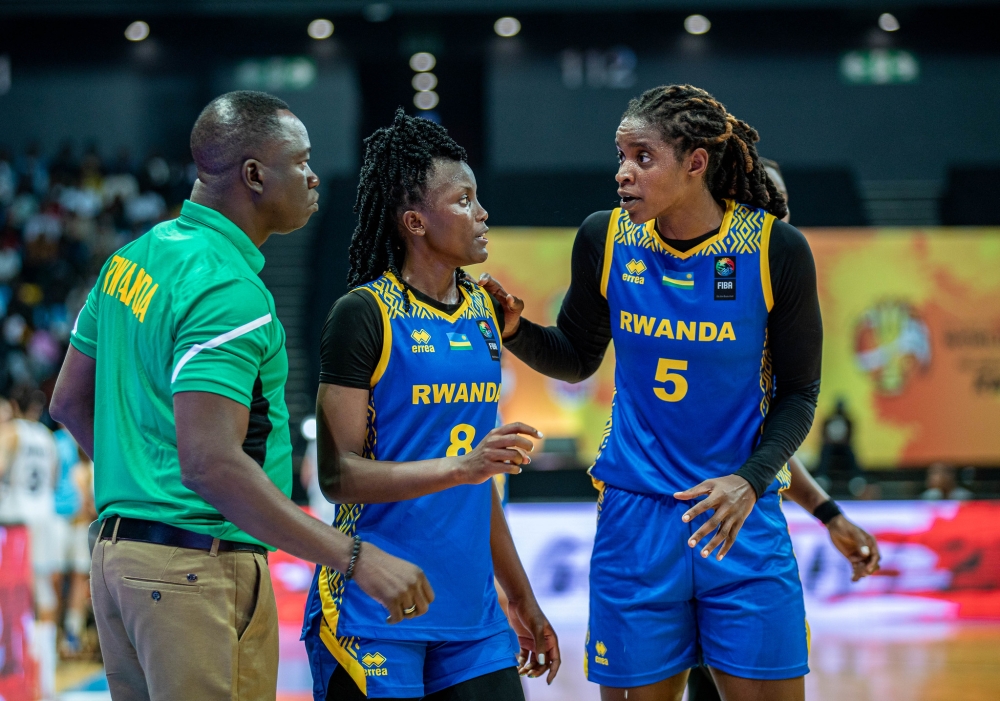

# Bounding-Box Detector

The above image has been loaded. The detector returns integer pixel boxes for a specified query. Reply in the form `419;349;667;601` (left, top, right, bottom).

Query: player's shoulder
325;287;382;331
581;210;615;235
577;209;616;249
768;218;814;265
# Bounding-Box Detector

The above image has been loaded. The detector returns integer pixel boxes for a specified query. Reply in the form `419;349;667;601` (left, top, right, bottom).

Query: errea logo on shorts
411;329;435;354
362;652;388;677
622;259;647;285
595;640;609;666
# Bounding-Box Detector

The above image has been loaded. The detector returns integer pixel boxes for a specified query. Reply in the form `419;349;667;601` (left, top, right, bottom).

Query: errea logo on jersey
622;259;647;285
411;329;435;353
595;640;609;666
361;652;388;677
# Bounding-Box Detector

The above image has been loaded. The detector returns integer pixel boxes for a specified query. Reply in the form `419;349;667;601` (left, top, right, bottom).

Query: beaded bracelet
345;535;362;581
813;499;843;525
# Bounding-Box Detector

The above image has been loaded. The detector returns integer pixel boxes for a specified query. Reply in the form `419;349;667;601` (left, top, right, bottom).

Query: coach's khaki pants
91;537;278;701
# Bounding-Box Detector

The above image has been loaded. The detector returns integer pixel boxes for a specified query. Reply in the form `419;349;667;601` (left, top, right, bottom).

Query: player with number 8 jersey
314;272;508;644
301;111;558;701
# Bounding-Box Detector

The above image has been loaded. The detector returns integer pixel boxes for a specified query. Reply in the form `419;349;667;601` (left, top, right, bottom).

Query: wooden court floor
57;624;1000;701
805;624;1000;701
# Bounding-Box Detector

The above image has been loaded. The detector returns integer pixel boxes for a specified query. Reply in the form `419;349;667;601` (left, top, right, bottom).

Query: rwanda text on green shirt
70;200;292;548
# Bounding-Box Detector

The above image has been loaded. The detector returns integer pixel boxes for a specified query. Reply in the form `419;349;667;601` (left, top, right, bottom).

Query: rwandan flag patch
662;272;694;290
447;332;474;350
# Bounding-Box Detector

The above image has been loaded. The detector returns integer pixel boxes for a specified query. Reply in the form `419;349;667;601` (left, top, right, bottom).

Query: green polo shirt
70;200;291;547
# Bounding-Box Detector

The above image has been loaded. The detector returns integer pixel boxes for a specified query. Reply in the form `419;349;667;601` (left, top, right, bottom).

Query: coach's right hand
351;544;435;624
454;422;542;484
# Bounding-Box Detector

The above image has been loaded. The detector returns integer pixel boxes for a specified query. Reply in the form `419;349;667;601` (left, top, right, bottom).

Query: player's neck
399;255;461;306
654;190;725;241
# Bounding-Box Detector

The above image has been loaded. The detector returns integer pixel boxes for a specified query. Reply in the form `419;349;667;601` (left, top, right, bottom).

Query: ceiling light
412;72;438;92
878;13;900;32
300;417;317;441
684;14;711;35
409;52;436;72
413;90;439;110
494;17;521;38
308;19;334;40
363;3;393;22
125;21;150;42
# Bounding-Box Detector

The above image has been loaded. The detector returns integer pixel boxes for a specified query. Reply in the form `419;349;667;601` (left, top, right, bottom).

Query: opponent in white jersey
0;389;60;700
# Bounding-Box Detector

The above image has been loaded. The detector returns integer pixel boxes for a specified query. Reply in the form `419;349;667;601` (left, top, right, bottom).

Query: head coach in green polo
51;91;434;700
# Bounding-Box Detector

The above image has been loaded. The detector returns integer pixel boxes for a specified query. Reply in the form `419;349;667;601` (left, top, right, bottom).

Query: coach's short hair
190;91;291;176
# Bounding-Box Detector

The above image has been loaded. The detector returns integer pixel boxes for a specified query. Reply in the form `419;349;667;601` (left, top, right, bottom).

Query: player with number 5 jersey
301;110;559;701
480;86;823;701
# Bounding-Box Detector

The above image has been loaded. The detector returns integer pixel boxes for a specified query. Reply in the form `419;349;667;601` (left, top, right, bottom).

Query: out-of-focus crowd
0;145;193;684
0;142;193;398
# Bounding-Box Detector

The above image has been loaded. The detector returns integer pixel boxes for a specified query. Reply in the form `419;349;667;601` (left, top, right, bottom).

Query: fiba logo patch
714;256;736;301
362;652;388;676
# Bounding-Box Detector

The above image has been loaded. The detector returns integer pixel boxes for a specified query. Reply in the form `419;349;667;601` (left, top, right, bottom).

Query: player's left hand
674;474;757;561
507;596;561;684
827;514;880;581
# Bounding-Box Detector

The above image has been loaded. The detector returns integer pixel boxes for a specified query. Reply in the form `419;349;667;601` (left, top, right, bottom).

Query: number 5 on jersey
654;358;688;402
447;424;476;456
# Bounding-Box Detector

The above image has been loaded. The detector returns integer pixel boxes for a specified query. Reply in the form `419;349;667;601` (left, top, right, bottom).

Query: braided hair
347;108;476;310
622;85;787;219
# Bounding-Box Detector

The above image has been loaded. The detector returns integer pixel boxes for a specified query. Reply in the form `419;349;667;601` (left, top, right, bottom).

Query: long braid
346;108;467;311
622;85;788;218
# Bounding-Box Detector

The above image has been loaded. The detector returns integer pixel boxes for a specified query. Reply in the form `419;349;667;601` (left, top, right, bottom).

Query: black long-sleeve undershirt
504;210;822;498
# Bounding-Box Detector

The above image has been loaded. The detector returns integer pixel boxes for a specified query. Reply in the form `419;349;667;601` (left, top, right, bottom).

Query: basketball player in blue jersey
480;85;824;701
301;110;560;700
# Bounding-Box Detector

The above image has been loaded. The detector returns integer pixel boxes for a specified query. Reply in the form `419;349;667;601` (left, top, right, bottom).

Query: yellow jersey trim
385;271;472;323
485;291;504;353
760;213;776;312
649;199;736;260
318;570;367;695
356;287;392;387
600;210;618;298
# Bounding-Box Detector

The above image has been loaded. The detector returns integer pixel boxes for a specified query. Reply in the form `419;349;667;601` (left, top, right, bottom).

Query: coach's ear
242;158;266;195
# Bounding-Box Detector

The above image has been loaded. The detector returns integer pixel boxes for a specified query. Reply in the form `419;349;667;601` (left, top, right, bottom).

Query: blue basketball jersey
590;200;792;496
303;272;508;693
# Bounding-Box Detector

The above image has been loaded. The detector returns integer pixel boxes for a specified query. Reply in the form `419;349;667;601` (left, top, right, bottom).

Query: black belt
98;517;267;557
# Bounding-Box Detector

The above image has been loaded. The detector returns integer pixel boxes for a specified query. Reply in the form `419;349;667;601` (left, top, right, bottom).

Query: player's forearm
783;456;830;514
320;451;461;504
504;317;605;383
734;383;819;498
489;488;535;605
182;450;355;571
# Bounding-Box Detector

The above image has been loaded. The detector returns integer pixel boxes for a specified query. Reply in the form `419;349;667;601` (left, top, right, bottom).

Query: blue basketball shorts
585;484;809;687
305;626;519;699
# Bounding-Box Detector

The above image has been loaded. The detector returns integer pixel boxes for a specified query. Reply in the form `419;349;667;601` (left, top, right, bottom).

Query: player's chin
623;203;650;225
468;242;489;264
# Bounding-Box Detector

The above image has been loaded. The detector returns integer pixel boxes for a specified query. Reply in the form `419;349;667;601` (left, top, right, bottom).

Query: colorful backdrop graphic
467;227;1000;469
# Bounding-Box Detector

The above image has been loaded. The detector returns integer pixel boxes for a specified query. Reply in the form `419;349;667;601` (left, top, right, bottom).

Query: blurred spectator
921;463;973;501
0;142;194;402
815;399;863;494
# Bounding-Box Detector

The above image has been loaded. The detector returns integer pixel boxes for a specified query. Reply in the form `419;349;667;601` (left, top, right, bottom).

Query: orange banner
467;227;1000;469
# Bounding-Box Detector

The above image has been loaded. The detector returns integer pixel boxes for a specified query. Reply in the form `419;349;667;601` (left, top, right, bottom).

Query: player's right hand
350;543;435;624
477;273;524;339
456;422;543;484
827;514;881;581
